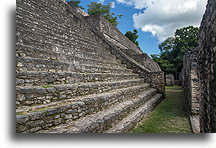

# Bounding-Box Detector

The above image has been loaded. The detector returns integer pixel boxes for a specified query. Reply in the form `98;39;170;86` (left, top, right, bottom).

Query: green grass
42;85;55;88
16;112;26;115
131;86;191;133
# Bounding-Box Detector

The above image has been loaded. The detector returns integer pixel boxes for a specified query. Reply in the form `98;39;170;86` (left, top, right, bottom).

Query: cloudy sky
79;0;207;55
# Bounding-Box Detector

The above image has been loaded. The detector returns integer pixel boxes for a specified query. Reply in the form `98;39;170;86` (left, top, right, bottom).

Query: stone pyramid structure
16;0;164;133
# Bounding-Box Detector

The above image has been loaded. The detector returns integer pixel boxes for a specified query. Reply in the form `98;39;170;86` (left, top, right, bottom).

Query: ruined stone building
165;74;174;86
16;0;165;133
182;0;215;133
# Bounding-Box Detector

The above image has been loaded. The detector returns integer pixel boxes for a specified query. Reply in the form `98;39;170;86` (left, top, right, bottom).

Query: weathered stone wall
101;46;165;96
182;0;215;133
130;54;161;72
183;49;200;115
197;0;215;133
182;49;200;133
86;15;143;54
16;0;110;58
85;16;161;72
165;74;174;86
85;15;164;95
150;71;165;95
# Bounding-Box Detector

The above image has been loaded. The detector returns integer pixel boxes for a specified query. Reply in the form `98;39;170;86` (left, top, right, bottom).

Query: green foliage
68;0;84;9
42;85;54;88
152;26;199;78
151;54;176;74
125;29;140;48
87;2;121;27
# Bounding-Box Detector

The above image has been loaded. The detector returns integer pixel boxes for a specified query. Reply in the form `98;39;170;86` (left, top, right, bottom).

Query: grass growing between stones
131;86;191;133
42;85;55;88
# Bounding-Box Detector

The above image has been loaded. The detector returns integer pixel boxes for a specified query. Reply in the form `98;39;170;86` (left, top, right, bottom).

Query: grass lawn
131;86;191;133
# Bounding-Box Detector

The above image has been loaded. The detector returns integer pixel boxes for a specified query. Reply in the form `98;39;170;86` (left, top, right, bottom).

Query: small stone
36;64;45;68
29;127;42;133
44;116;54;123
24;101;34;105
54;115;60;119
66;109;75;114
35;88;46;94
60;113;65;118
17;62;24;67
27;120;44;128
18;95;26;101
54;118;62;125
16;124;28;133
46;108;57;116
16;79;24;84
59;95;66;99
77;108;82;113
17;115;29;124
28;111;45;120
77;102;85;107
73;116;78;120
65;114;72;119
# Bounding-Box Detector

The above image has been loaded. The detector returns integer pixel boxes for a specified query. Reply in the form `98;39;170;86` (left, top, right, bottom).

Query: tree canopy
87;2;122;27
67;0;84;9
151;26;199;78
125;29;140;48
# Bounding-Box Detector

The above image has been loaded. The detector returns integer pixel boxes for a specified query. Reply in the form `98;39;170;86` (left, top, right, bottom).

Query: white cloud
110;2;115;8
99;0;115;8
116;0;156;9
99;0;105;4
117;0;207;41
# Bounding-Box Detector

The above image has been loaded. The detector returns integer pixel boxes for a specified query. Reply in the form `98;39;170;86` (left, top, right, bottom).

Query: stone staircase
16;0;163;133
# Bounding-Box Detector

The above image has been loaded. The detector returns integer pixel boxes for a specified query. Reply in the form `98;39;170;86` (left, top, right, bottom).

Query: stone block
165;74;174;86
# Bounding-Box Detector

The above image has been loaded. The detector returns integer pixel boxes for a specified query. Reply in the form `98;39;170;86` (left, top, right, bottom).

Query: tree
152;26;199;79
68;0;84;10
151;54;176;75
87;2;121;27
125;29;140;48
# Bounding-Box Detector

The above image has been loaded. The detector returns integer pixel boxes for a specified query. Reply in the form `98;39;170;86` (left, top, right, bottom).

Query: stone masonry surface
197;0;215;133
16;0;164;133
165;74;174;86
182;0;215;133
85;15;165;96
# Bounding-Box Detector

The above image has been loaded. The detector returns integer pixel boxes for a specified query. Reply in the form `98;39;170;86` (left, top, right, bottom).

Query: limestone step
16;85;151;133
16;33;116;62
78;64;132;74
16;84;150;113
16;71;139;86
16;79;146;107
36;89;158;133
16;9;103;47
16;3;104;45
16;18;109;54
16;57;132;74
16;43;123;67
105;94;162;133
16;56;69;72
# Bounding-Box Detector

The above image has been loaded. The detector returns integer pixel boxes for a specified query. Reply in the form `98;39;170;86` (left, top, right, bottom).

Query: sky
77;0;207;56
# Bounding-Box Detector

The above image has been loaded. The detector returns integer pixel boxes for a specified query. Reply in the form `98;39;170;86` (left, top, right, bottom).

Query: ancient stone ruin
182;49;200;132
165;74;174;86
16;0;165;133
182;0;215;133
16;0;215;133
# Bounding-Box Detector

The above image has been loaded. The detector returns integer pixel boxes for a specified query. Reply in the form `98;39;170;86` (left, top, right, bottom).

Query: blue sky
70;0;207;56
